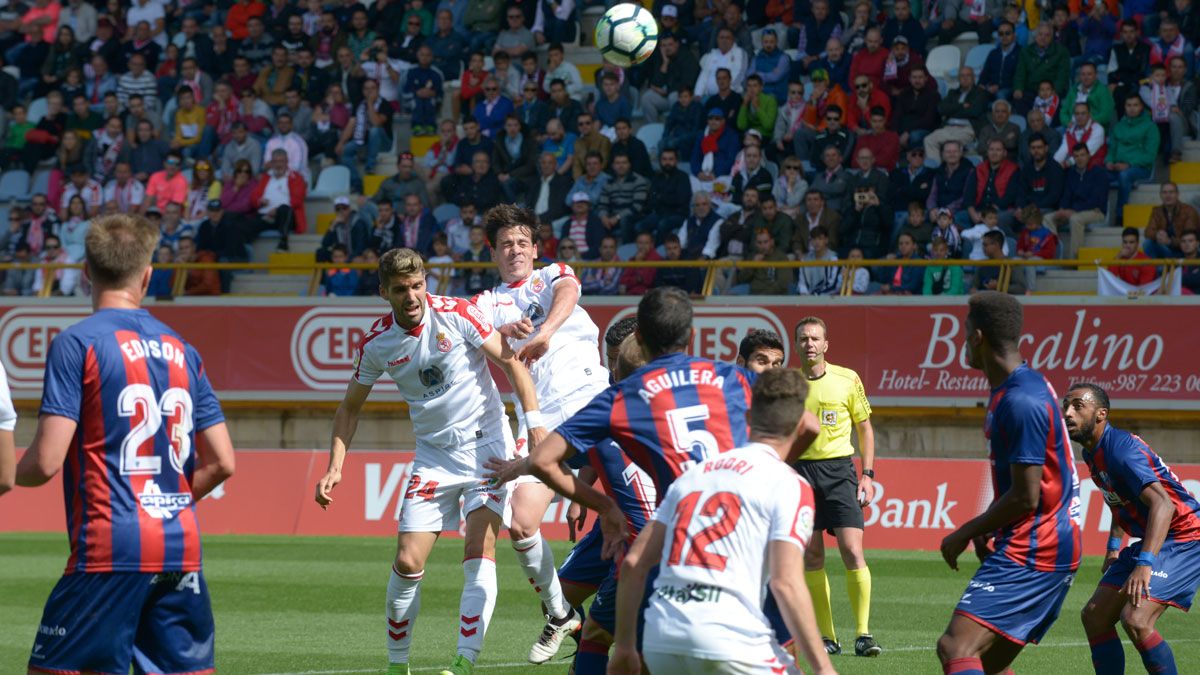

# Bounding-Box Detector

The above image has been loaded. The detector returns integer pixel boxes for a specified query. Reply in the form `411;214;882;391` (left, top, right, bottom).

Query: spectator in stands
543;43;583;101
618;231;660;295
746;29;788;104
1061;62;1114;130
454;224;494;294
963;139;1022;232
0;104;32;170
168;87;213;161
18;194;57;257
1108;95;1160;221
1144;182;1200;257
730;143;773;204
525;151;572;224
397;193;437;255
104;161;146;213
809;104;857;169
318;196;369;261
770;156;806;221
392;16;426;67
853;107;900;171
251;148;307;250
1056;101;1108;169
926;140;971;217
365;199;401;251
793;0;840;70
195;200;248;291
925;67;988;159
158;203;197;251
1013;23;1070;111
118;54;159;113
1109;226;1158;285
545;78;583;142
1049;144;1109;258
1180;230;1200;293
339;78;393;191
663;86;705;154
572;113;611;178
580;235;621;295
812;146;850;213
1020;132;1066;212
961;204;1007;260
327;47;366;108
402;47;443;137
891;67;940;149
174;235;220;296
923;236;964;295
319;244;358;296
598;152;649;243
1015;204;1058;290
464;0;503;57
791;224;838;295
1019;108;1062;164
21;91;66;172
1109;20;1151;110
264;112;309;178
143;151;188;213
889;145;933;226
609;119;650;179
553;234;579;264
848;145;891;213
1150;57;1195;162
217;121;261;182
343;11;374;65
290;48;327;106
539;118;575;177
884;0;926;52
850;28;888;90
473;77;514;139
279;89;313;140
846;73;891;133
426;10;464;80
882;37;925;99
594;73;631;132
648;233;696;293
841;181;886;258
568;151;609;207
66;94;101;141
3;243;35;296
971;230;1026;294
736;74;776;141
561;191;603;259
810;38;850;93
495;6;535;58
729;226;788;295
896;201;933;250
60;164;103;218
91;116;125;183
448;150;504;211
695;31;748;99
691;108;738;188
1151;18;1195;74
55;129;86;174
878;232;924;294
373;153;430;209
235;88;275;141
516;80;551;136
715;187;760;264
444;202;477;256
84;55;117;114
253;46;294;107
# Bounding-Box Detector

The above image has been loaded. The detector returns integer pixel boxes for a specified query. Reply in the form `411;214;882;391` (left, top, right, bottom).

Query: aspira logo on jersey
138;479;193;520
291;307;384;390
603;306;789;365
0;307;91;390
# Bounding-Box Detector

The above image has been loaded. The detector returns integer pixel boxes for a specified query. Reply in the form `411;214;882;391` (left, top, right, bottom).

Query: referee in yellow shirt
793;316;881;658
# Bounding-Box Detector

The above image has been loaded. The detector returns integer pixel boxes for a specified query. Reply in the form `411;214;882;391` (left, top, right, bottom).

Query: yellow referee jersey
802;363;872;461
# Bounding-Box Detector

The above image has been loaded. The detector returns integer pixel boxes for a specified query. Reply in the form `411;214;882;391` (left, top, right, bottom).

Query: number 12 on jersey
667;491;743;572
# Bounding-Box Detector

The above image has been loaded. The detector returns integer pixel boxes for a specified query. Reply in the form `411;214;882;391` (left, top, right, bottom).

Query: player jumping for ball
471;204;609;662
13;214;236;675
313;248;547;675
1066;383;1200;675
937;292;1082;675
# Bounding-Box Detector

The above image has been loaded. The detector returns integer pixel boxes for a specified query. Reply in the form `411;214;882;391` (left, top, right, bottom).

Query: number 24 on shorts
404;475;440;501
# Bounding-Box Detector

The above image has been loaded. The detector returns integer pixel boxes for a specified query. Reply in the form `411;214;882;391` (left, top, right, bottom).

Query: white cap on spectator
334;196;351;207
662;5;678;17
571;192;591;203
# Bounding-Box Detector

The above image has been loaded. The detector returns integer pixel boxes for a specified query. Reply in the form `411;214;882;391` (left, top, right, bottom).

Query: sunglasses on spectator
484;86;498;91
998;30;1013;35
44;245;60;250
166;159;181;166
236;168;251;174
785;164;801;170
855;83;870;90
32;201;46;207
826;115;840;121
409;20;421;25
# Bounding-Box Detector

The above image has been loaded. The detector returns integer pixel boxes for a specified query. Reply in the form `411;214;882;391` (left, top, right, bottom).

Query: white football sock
386;566;422;664
512;532;569;620
457;557;498;663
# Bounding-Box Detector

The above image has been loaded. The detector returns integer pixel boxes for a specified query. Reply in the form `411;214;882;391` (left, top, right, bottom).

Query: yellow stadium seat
1122;204;1153;228
268;251;315;275
316;212;336;235
409;135;438;157
1076;246;1118;270
363;174;386;197
578;63;603;87
1170;162;1200;184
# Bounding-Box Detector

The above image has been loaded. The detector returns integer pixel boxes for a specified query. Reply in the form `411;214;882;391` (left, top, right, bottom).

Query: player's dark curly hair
738;329;784;363
1067;382;1111;410
483;203;538;249
605;316;639;348
637;287;692;357
967;291;1023;354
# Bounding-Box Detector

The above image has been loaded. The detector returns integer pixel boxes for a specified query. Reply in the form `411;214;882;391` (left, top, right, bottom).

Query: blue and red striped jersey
984;364;1082;573
568;440;657;540
556;352;754;499
40;308;225;575
1084;424;1200;543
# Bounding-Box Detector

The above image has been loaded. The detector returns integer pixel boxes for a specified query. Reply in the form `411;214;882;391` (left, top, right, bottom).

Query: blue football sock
1135;631;1177;674
1089;629;1125;674
573;638;609;675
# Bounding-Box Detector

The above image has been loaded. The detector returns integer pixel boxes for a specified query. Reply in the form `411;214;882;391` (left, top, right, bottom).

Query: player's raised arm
315;380;373;509
16;415;78;487
1123;481;1175;607
769;540;837;675
941;462;1041;570
192;423;236;500
479;329;548;445
610;520;666;675
515;267;578;363
528;432;626;557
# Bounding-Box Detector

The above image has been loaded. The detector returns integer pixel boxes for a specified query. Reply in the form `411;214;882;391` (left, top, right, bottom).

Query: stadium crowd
1;0;1199;297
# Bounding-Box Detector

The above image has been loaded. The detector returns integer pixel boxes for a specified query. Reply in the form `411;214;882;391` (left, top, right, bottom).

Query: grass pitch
1;533;1197;674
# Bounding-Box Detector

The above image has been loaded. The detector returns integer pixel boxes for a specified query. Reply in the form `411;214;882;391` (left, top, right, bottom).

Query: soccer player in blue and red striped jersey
1067;383;1200;675
11;214;235;675
937;292;1082;675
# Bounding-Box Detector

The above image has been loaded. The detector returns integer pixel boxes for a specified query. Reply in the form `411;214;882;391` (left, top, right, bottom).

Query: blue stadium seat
636;123;664;159
964;44;991;75
0;170;31;202
310;166;350;199
30;169;51;197
433;203;460;225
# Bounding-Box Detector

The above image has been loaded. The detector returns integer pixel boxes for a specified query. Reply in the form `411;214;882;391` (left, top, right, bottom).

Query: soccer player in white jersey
609;369;836;675
0;360;16;497
471;204;609;661
313;248;548;675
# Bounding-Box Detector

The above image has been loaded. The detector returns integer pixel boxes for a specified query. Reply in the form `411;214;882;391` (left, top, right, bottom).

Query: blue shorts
558;522;612;590
589;565;657;649
29;571;215;675
1101;538;1200;611
954;553;1075;646
761;589;795;647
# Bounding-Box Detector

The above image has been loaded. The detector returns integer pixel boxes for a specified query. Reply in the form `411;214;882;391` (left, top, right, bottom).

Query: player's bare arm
15;415;77;487
768;540;837;675
941;463;1042;570
515;277;577;364
479;329;548;447
1103;520;1124;571
788;410;821;462
192;423;236;501
315;380;373;509
0;427;14;497
529;432;626;557
1124;481;1174;607
497;317;535;341
609;520;666;675
855;418;876;505
567;466;597;541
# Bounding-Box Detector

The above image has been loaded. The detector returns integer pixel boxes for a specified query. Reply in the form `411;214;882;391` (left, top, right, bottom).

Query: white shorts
514;382;608;488
399;436;515;533
643;643;797;675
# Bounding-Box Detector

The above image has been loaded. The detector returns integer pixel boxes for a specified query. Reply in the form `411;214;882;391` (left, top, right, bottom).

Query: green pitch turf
2;533;1197;674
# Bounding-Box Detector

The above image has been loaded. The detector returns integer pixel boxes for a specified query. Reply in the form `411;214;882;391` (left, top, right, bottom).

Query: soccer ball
594;3;659;67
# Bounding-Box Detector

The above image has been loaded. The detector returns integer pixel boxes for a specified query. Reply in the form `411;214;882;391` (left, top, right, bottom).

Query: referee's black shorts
792;456;864;532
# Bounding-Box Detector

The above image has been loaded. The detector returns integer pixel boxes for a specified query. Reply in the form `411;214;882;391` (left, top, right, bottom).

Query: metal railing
7;257;1195;298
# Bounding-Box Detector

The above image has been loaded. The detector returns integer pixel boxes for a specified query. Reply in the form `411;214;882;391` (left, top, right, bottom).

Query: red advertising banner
1;298;1198;408
5;451;1197;557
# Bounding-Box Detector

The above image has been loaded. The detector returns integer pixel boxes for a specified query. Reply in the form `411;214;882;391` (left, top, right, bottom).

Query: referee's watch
861;469;875;479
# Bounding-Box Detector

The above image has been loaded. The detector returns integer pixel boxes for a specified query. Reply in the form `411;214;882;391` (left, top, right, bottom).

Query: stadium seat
310;166;350;199
616;242;637;260
1122;204;1154;228
315;212;336;235
636;123;664;159
1076;246;1119;270
926;45;962;82
30;169;51;196
1012;115;1027;132
433;203;460;225
268;251;315;275
409;135;438;157
1;65;17;81
363;174;386;197
27;97;47;124
0;170;31;202
1170;162;1200;184
578;63;603;87
964;44;991;74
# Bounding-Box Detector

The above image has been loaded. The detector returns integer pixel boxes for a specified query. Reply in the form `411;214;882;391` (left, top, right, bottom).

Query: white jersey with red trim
644;443;816;662
353;294;509;468
473;263;608;409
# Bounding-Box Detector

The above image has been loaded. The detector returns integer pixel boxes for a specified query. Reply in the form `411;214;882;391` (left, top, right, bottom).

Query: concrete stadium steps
229;274;309;295
250;234;323;263
1035;270;1097;293
1083;228;1123;248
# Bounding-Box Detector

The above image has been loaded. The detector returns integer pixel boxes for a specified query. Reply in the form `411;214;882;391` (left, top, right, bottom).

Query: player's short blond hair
85;214;160;287
749;369;810;438
378;247;425;286
614;334;647;381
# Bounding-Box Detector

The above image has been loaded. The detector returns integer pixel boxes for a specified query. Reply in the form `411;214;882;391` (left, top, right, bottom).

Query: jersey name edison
638;367;726;402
